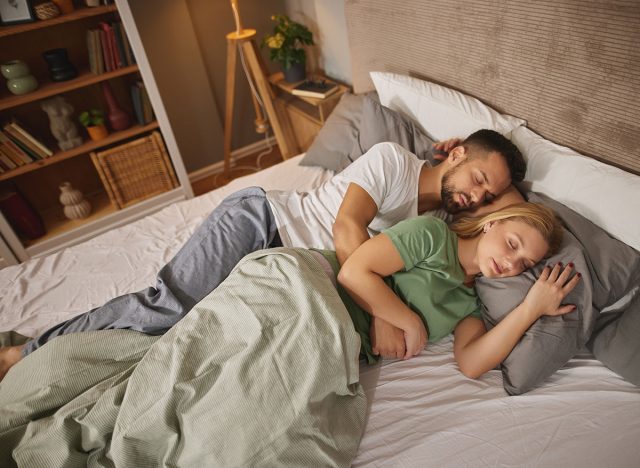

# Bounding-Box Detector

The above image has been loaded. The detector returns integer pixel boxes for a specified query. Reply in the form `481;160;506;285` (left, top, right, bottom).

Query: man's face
441;151;512;214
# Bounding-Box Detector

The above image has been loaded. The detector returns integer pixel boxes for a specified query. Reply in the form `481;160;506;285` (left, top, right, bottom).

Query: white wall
284;0;352;84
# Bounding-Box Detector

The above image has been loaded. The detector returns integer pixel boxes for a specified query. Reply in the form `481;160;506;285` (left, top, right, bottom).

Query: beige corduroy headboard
344;0;640;174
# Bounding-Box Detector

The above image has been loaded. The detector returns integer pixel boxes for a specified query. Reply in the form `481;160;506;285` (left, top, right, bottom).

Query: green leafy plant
78;109;105;128
262;14;314;69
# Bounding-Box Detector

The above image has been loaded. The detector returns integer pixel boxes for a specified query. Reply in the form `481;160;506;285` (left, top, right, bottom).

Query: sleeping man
0;129;526;379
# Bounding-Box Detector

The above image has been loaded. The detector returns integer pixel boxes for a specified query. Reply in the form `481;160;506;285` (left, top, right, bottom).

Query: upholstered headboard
344;0;640;174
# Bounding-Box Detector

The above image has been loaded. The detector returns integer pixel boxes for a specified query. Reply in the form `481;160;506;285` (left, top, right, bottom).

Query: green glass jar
1;60;39;95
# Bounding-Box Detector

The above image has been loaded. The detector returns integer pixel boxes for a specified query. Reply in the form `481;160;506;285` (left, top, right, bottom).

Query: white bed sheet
1;155;639;467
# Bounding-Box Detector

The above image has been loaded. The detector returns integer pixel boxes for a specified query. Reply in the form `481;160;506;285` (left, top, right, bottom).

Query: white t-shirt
267;142;429;249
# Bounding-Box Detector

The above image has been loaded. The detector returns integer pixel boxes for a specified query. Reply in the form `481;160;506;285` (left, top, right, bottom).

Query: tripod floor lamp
223;1;298;177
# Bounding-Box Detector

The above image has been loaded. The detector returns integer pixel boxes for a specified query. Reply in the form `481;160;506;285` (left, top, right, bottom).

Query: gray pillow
352;95;437;165
300;93;437;172
476;192;640;394
299;92;366;172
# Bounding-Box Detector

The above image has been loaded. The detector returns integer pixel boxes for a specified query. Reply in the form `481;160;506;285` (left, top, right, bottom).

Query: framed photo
0;0;36;26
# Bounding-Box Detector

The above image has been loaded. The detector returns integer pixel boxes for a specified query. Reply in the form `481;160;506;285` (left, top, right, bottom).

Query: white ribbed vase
59;182;91;220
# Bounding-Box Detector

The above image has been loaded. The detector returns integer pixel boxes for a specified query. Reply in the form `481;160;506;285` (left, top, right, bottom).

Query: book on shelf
3;121;53;160
130;81;154;125
0;151;17;170
88;22;134;75
291;79;339;99
0;131;35;164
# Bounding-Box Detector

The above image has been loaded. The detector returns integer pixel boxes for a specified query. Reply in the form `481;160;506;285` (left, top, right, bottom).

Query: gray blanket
0;248;367;467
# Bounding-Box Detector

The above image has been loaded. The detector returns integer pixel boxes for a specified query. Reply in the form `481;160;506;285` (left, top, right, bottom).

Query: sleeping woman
318;201;580;374
0;202;579;381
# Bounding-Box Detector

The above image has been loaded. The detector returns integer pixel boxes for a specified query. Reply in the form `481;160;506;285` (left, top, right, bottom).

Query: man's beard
441;166;470;214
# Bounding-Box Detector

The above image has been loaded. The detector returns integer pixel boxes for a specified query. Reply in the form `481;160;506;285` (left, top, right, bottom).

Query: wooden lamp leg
223;38;238;178
241;40;298;159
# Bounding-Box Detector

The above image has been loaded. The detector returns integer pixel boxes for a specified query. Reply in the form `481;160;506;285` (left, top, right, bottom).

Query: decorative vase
41;96;83;150
86;124;109;141
283;61;306;83
0;189;46;240
59;182;91;220
42;48;78;82
51;0;74;14
0;60;38;96
101;81;131;131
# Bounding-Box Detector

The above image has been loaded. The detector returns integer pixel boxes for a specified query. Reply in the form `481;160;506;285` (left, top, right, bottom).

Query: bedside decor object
41;96;83;151
0;188;45;240
262;14;314;83
222;0;297;180
0;0;36;25
59;182;91;220
79;109;108;141
101;81;131;131
91;132;178;210
34;2;60;20
0;60;38;96
42;48;78;82
50;0;73;14
85;0;100;7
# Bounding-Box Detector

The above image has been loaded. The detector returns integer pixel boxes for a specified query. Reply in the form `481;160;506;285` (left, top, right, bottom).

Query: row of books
130;81;154;126
0;122;53;174
87;21;136;75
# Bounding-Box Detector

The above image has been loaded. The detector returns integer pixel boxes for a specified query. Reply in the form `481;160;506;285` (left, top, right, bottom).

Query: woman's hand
402;313;428;360
522;263;582;319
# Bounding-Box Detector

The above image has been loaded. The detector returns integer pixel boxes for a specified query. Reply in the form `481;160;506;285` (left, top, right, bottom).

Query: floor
191;145;284;197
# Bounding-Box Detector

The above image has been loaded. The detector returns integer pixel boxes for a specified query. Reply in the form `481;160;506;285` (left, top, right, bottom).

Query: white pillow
512;126;640;252
370;72;526;141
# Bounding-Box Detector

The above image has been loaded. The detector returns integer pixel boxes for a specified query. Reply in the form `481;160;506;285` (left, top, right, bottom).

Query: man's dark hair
462;129;526;182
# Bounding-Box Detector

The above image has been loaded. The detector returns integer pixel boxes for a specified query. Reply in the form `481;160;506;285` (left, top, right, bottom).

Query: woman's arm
454;263;581;379
337;233;428;359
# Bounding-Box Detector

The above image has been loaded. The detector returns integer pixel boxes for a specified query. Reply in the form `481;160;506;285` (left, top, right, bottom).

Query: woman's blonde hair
451;202;564;257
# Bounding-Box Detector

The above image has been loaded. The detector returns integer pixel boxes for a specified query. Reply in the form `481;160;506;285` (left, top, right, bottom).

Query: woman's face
476;220;549;278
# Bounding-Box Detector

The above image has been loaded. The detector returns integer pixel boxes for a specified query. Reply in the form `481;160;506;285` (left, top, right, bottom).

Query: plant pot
86;124;109;141
283;62;306;83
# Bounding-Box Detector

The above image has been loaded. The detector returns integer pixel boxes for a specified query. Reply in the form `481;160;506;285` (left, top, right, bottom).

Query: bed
2;1;640;466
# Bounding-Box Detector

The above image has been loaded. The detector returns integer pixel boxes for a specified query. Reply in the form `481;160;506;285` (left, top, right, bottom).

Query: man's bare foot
0;345;25;382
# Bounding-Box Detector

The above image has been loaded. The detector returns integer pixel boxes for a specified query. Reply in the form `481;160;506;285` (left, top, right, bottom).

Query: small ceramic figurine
41;96;83;150
59;182;91;220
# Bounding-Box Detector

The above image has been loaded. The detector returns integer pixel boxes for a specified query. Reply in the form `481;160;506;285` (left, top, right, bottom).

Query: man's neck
417;163;445;213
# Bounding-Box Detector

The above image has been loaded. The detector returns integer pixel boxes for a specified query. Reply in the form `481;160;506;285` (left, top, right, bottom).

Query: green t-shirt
319;216;481;363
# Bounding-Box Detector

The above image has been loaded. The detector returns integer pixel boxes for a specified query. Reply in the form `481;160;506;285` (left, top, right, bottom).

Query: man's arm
333;182;407;358
332;183;379;265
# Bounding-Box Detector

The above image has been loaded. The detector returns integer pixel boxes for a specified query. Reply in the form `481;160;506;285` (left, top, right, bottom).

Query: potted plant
262;14;314;83
79;109;108;141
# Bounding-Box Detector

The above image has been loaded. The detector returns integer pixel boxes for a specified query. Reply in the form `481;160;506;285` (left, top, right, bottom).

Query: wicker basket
91;131;178;210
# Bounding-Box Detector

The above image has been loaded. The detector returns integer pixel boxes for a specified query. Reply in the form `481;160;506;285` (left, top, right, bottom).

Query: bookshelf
0;1;192;266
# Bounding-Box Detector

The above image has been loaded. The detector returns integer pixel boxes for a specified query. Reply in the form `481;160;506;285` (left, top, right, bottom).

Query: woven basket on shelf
91;131;178;210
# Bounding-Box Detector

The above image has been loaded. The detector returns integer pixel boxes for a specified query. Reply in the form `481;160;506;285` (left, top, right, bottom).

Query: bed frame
344;0;640;174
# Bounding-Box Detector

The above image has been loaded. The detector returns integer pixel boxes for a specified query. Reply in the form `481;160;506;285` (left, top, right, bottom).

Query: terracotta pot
86;124;108;141
51;0;74;14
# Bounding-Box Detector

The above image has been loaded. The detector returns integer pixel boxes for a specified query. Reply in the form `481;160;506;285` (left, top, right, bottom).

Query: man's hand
433;138;462;161
370;317;406;359
403;313;428;360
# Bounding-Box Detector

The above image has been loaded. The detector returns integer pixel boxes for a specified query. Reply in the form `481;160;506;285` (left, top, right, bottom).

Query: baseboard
188;136;277;183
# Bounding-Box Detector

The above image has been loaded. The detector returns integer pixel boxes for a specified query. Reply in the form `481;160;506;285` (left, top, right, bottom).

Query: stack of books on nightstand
292;79;339;99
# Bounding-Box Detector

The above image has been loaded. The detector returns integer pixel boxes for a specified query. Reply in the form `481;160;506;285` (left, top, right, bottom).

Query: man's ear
446;145;468;167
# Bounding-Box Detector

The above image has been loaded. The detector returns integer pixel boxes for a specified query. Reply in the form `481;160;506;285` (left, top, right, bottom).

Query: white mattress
1;155;639;467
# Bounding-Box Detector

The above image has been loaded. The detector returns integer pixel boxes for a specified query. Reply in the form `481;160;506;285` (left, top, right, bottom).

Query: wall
284;0;352;84
127;0;285;173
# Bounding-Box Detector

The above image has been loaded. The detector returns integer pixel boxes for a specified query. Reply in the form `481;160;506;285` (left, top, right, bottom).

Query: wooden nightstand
268;73;350;153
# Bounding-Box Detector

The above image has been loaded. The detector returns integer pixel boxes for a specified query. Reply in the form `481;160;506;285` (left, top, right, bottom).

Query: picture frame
0;0;36;26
